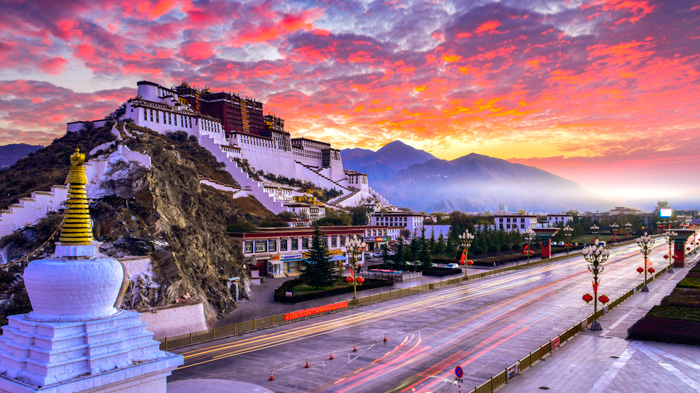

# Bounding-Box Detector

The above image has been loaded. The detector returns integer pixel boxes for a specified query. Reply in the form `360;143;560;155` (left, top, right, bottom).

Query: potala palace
69;80;391;215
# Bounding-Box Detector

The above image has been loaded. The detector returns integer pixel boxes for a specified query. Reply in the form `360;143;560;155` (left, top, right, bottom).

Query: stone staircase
197;134;287;214
0;186;69;239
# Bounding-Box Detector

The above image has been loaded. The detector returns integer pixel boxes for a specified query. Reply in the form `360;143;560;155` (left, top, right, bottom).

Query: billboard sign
660;208;673;218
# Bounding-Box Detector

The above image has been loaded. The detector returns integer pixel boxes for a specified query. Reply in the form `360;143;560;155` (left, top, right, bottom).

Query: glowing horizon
1;0;698;204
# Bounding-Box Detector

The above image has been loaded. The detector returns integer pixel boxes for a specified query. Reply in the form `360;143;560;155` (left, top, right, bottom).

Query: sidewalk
500;256;700;393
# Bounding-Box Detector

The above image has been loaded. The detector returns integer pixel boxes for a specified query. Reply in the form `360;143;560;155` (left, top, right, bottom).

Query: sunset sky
1;0;698;204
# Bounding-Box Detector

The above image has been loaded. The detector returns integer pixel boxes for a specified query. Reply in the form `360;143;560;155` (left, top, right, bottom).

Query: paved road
169;242;675;393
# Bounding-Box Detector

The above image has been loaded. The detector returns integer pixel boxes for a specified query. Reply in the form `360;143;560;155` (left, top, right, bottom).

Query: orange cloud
475;21;501;34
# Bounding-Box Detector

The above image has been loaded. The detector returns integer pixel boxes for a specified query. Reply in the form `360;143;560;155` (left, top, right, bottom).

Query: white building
494;214;538;233
422;224;451;240
546;214;573;227
65;80;392;215
370;211;427;238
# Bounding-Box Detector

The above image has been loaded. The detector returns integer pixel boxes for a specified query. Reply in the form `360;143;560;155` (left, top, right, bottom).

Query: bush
226;221;257;233
677;277;700;289
274;278;393;304
647;306;700;323
628;317;700;346
511;244;522;251
487;245;498;254
500;244;511;252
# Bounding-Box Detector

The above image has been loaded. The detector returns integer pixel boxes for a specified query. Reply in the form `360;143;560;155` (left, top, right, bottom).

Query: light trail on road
171;242;669;392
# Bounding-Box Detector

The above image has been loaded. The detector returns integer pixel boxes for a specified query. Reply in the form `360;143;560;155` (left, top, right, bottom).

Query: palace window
255;241;267;253
244;241;253;253
340;236;346;247
268;240;276;252
144;109;147;121
302;237;309;249
280;239;288;251
292;238;299;250
331;236;337;247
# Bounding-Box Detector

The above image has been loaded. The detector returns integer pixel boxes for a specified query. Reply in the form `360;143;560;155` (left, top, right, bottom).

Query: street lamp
458;230;474;278
664;230;678;274
590;224;600;243
562;226;573;254
636;232;654;292
610;223;619;242
346;235;366;299
582;243;610;331
522;228;536;263
625;223;632;239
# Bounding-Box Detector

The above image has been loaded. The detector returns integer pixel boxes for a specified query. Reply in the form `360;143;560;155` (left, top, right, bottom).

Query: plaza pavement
500;254;700;393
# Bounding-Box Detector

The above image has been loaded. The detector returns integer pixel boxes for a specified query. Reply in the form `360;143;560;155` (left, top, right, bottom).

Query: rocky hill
0;122;271;324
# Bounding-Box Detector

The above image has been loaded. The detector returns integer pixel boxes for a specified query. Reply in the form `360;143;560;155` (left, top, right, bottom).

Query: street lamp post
563;226;573;254
664;230;678;274
610;223;619;242
458;230;474;279
346;235;366;299
582;243;610;331
522;228;536;263
636;232;654;292
590;225;600;244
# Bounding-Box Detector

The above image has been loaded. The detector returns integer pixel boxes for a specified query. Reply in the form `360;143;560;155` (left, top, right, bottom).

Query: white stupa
0;148;183;392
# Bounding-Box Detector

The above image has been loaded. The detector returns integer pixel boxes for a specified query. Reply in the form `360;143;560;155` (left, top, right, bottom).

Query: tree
382;244;390;264
301;225;337;288
348;206;370;226
395;238;406;265
435;233;446;256
419;238;432;268
226;220;257;233
400;229;411;238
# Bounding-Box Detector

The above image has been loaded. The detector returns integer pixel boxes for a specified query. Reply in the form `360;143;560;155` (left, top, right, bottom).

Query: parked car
373;252;383;258
446;263;460;269
386;251;395;256
431;263;438;267
556;241;565;246
364;252;373;258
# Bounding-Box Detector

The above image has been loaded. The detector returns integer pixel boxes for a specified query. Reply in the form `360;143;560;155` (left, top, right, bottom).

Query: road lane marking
587;346;636;393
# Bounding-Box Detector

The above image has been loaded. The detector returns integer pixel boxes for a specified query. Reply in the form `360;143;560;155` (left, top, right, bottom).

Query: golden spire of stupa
58;148;94;245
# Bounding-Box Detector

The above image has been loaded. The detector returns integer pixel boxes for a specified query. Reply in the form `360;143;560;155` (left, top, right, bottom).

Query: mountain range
0;144;43;167
341;141;608;213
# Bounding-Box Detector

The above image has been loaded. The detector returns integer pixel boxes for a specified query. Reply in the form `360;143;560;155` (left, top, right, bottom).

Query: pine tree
436;233;446;256
301;224;336;288
419;238;432;268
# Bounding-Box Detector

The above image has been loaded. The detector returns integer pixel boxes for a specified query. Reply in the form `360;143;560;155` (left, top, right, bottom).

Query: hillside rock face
0;123;271;324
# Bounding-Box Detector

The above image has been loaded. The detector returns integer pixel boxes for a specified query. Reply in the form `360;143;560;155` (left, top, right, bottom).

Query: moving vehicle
446;263;460;269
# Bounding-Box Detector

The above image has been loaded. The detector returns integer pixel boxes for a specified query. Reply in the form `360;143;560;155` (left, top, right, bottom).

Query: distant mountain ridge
341;141;436;182
0;144;43;167
342;141;608;212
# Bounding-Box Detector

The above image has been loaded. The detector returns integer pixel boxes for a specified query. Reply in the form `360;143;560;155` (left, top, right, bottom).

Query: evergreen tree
435;233;446;256
301;224;336;288
395;238;405;265
419;238;432;268
429;230;437;254
381;244;390;264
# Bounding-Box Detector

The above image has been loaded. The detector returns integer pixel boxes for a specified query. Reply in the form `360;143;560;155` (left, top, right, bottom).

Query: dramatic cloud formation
1;0;698;203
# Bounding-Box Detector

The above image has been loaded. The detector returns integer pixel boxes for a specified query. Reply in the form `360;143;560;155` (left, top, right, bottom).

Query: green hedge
677;277;700;289
274;278;394;304
647;306;700;323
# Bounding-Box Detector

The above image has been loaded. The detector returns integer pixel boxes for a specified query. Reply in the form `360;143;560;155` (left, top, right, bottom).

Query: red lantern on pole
648;267;655;274
356;276;365;284
529;251;535;255
664;255;669;259
598;294;610;304
582;293;593;304
346;276;353;283
636;267;644;274
467;260;474;265
522;250;528;255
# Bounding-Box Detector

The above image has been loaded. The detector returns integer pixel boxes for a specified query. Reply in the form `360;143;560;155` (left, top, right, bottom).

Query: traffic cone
305;359;309;368
329;351;334;360
383;334;387;342
353;344;357;352
269;370;274;381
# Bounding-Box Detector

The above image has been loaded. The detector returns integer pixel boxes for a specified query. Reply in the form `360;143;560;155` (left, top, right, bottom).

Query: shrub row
628;317;700;346
274;278;394;304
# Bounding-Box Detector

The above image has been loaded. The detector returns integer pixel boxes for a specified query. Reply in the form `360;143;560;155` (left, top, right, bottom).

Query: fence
466;265;669;393
158;238;644;351
363;270;422;282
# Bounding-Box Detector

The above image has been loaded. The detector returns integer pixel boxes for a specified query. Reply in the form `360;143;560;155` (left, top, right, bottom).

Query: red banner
284;301;349;321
